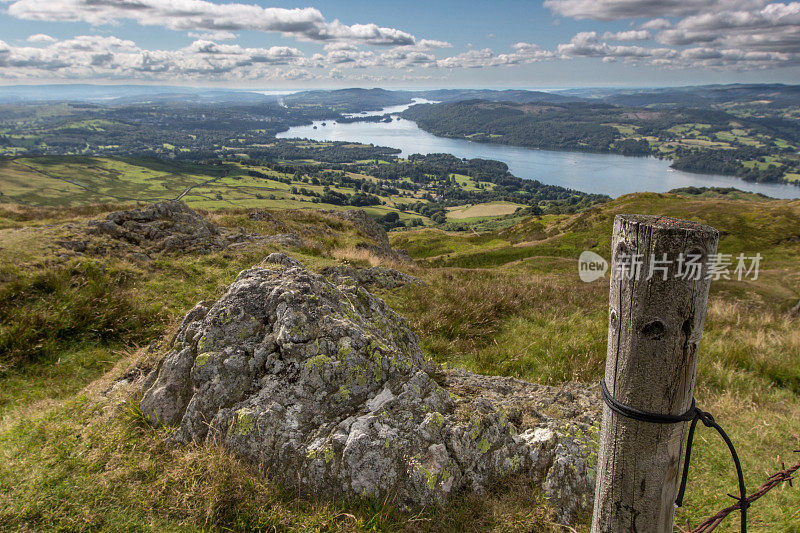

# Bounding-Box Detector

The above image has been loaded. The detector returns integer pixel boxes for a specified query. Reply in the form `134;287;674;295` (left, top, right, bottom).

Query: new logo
578;251;608;282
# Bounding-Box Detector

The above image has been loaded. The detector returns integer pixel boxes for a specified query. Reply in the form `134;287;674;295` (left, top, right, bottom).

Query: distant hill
3;83;799;109
284;88;414;113
559;83;800;108
401;99;632;152
0;84;283;104
417;89;581;104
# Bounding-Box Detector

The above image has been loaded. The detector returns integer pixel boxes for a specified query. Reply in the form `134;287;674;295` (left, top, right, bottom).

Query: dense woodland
403;101;623;152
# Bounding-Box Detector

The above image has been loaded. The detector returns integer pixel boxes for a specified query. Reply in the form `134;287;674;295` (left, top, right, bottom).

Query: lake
278;101;800;199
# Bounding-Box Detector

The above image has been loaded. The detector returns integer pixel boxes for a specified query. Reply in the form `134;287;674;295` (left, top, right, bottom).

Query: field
446;201;525;220
0;157;225;206
0;190;798;531
0;156;431;224
0;153;608;234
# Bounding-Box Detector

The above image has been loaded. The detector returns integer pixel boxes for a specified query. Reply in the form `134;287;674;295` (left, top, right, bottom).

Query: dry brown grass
331;246;410;270
0;202;135;228
447;202;523;220
700;298;800;396
388;268;604;360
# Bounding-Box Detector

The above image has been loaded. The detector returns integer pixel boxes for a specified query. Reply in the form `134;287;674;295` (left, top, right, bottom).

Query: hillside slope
0;193;798;531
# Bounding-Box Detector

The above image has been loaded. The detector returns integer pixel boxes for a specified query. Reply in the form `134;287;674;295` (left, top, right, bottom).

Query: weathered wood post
591;215;719;532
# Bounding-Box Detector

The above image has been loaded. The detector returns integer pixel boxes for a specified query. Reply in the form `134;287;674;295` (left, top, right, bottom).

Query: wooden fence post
591;214;720;533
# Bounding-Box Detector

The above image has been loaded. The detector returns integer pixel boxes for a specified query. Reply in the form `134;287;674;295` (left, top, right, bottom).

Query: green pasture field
446;201;526;220
0;157;433;223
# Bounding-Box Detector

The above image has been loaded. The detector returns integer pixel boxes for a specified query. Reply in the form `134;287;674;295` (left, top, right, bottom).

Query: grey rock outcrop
262;233;303;248
247;210;276;222
325;209;411;262
329;209;391;250
322;265;423;289
57;240;88;253
262;252;304;269
139;258;598;521
88;200;244;254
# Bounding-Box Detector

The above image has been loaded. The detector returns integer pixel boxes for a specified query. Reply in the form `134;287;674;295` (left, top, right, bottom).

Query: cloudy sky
1;0;799;87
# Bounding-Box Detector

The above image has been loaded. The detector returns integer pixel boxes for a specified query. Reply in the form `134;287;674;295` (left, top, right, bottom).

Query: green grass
424;193;800;269
0;156;220;206
604;123;637;135
0;344;122;412
446;201;525;220
389;229;506;259
0;157;431;223
0;260;164;376
450;173;496;192
0;192;798;531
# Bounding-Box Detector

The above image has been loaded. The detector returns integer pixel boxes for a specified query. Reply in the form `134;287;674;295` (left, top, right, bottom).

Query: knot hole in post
681;319;698;356
641;320;666;340
681;319;693;340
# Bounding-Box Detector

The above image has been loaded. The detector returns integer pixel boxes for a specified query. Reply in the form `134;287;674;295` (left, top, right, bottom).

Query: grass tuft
0;260;164;374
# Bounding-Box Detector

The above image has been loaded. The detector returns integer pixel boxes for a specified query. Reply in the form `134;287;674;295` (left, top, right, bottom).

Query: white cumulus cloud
602;30;651;40
187;31;238;41
27;34;57;44
543;0;769;21
7;0;416;46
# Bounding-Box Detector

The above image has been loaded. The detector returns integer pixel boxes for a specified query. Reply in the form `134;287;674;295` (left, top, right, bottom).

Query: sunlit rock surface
140;254;598;521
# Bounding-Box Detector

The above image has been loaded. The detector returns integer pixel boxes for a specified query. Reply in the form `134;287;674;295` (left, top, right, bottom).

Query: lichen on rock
321;265;423;290
139;256;598;522
87;200;251;255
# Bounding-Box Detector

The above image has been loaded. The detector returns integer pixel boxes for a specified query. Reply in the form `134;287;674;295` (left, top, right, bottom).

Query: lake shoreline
277;104;800;200
404;123;799;189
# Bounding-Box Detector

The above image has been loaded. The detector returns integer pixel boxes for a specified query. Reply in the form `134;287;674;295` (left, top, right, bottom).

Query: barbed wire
679;455;800;533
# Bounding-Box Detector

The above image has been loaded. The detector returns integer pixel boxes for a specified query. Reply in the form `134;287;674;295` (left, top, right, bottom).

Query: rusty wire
681;456;800;533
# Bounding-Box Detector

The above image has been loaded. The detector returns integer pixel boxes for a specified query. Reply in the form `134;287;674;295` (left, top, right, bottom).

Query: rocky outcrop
262;252;305;269
88;200;247;255
139;256;598;522
443;370;600;521
325;209;411;262
262;233;303;248
322;265;423;290
57;240;88;253
329;210;391;250
247;210;276;222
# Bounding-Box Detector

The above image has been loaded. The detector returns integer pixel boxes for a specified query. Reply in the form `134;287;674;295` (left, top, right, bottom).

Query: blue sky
1;0;799;87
